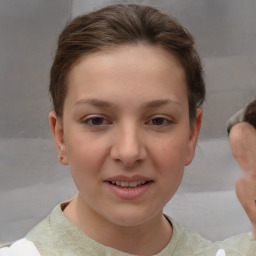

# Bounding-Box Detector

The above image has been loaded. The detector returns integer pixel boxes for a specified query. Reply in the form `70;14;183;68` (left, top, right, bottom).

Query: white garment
0;238;41;256
216;249;226;256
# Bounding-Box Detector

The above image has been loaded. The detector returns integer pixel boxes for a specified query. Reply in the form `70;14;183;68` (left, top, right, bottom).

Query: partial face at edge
49;44;202;227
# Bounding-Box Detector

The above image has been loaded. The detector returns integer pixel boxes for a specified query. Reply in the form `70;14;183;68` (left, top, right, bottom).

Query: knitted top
1;202;256;255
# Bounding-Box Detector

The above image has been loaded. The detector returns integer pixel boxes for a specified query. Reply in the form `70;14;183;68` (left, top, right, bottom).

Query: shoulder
163;216;215;255
0;238;41;256
166;216;213;247
165;216;256;256
25;203;73;256
216;232;256;256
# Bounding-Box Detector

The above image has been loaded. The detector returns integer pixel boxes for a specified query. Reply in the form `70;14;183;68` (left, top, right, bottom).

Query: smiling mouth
108;180;152;188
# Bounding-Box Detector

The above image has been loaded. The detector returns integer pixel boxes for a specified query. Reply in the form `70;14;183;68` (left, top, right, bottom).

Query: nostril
122;159;142;168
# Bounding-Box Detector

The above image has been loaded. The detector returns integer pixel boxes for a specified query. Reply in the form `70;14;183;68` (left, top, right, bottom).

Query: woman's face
50;45;202;227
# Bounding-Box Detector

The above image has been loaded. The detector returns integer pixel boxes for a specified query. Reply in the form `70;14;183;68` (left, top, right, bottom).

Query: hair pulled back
49;4;205;122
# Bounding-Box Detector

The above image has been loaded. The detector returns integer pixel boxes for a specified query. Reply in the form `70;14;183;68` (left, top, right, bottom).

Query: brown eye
82;116;110;126
89;117;105;126
151;118;165;125
146;116;173;127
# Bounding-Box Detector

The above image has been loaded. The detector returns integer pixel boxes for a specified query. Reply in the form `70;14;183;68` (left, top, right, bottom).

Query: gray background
0;0;255;243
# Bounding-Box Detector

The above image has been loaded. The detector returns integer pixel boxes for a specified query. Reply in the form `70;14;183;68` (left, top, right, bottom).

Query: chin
103;206;161;227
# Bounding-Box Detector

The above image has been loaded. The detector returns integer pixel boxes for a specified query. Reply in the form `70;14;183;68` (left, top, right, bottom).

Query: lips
105;175;153;199
109;180;148;188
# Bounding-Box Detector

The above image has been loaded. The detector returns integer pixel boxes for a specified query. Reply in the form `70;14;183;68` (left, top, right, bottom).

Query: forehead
65;44;187;106
69;44;185;78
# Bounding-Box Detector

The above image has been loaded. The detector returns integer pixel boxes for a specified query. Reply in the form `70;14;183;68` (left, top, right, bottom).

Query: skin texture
49;45;202;255
229;122;256;238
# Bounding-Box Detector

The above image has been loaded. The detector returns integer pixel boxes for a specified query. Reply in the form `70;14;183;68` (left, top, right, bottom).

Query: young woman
1;4;256;256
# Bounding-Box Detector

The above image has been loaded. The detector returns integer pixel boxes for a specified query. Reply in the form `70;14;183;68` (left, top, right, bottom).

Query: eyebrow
74;98;182;110
74;98;114;108
142;99;182;109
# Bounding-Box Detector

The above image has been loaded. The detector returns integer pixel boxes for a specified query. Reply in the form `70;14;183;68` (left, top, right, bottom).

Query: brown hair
49;4;205;123
244;99;256;129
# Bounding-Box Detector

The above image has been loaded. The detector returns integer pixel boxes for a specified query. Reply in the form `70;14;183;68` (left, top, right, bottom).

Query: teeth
109;181;148;188
121;181;128;187
129;182;138;188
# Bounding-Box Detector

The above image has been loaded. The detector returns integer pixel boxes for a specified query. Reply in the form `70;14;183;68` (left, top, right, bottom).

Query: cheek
151;135;188;189
66;139;106;199
149;139;186;205
154;136;189;169
65;134;109;178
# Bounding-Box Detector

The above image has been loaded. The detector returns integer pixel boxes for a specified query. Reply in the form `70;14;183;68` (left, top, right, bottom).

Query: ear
185;108;203;166
49;111;69;165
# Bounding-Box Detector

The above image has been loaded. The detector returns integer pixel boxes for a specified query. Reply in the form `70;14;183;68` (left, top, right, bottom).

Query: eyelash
81;115;173;127
82;116;111;126
146;116;173;127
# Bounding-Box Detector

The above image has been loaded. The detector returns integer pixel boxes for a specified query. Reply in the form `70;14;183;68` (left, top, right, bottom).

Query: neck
64;194;173;255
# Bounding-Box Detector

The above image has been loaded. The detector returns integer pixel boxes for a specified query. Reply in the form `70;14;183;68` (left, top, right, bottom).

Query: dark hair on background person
49;4;205;123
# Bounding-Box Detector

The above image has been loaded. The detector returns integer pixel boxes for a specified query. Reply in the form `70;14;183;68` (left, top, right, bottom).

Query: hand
229;122;256;239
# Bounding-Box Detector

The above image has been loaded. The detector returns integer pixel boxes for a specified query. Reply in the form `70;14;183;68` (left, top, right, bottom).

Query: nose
110;124;147;167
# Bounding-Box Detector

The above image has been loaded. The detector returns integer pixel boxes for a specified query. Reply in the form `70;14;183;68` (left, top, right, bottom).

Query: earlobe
49;111;69;165
185;108;203;166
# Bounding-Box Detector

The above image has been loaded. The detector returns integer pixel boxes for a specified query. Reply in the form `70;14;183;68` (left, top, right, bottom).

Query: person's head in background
48;4;205;254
